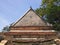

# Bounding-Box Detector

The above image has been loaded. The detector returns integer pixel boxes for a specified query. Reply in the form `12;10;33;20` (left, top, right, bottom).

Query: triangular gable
11;8;51;26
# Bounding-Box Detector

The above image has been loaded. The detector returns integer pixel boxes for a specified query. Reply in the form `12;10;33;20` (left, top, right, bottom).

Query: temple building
1;7;57;45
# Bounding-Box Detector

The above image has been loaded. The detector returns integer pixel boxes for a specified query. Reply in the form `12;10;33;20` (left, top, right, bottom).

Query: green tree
36;0;60;31
2;26;10;32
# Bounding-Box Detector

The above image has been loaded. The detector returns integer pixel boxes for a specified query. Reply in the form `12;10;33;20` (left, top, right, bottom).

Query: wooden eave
3;32;56;36
13;39;54;43
10;26;53;30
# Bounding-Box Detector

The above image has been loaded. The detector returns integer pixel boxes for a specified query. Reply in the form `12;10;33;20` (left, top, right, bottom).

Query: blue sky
0;0;42;31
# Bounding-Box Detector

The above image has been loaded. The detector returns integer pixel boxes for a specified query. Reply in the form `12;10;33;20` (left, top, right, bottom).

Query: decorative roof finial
30;6;32;10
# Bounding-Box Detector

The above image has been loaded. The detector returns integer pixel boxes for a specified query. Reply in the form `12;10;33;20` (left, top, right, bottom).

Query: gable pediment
11;8;51;26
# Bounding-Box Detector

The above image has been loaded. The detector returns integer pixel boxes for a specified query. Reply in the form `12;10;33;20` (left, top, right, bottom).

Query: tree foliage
2;26;10;32
35;0;60;31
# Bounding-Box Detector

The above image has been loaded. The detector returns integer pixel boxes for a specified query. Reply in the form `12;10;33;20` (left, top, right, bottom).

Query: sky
0;0;42;31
